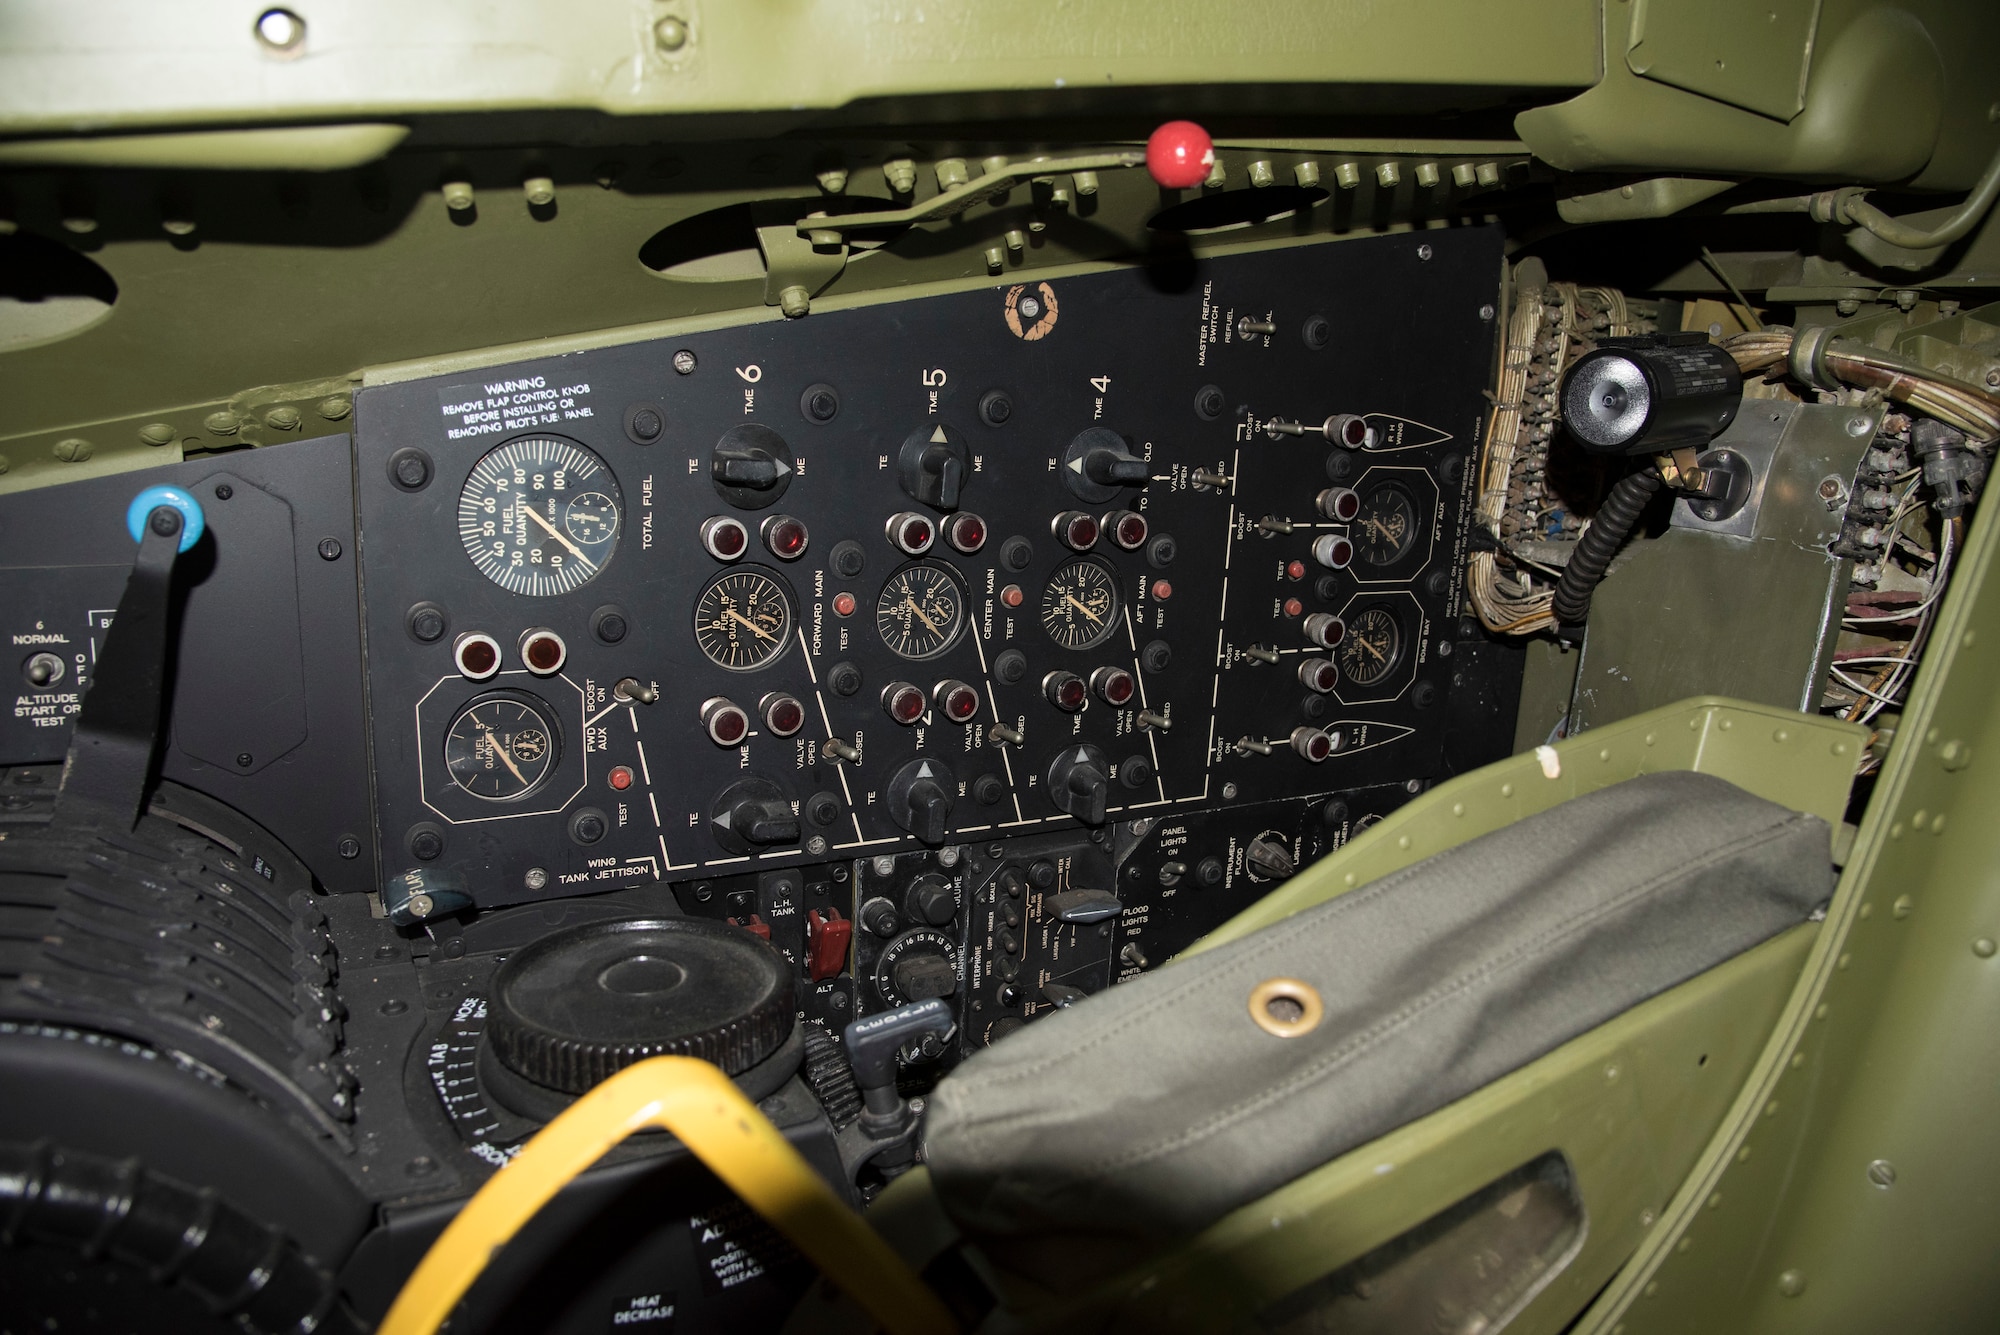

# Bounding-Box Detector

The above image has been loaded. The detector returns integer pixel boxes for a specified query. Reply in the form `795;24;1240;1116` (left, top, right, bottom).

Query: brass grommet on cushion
1248;976;1324;1038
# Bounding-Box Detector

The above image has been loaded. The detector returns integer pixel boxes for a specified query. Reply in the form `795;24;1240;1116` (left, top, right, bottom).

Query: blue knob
124;485;205;553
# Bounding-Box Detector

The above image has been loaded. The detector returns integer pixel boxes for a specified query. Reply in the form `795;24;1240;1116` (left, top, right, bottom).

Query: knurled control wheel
486;916;795;1094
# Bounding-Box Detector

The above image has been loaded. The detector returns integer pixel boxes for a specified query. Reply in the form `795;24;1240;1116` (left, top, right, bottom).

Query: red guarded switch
729;913;772;941
806;907;852;982
1146;121;1215;190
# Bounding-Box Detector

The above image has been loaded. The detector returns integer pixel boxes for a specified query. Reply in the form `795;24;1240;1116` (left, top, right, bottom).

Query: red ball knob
1146;120;1214;190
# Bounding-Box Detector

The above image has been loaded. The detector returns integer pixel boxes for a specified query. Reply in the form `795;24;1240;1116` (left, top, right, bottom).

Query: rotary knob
899;423;971;510
1062;427;1150;503
709;424;795;509
904;873;957;927
710;776;800;853
487;916;795;1094
1046;744;1112;825
886;757;956;845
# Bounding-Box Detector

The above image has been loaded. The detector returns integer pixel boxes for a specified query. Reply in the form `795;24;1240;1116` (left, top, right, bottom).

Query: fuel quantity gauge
445;692;563;800
694;568;795;671
876;563;966;661
1041;558;1121;651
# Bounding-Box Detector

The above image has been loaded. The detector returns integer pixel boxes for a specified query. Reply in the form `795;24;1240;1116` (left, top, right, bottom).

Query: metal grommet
1248;977;1324;1038
1788;323;1843;393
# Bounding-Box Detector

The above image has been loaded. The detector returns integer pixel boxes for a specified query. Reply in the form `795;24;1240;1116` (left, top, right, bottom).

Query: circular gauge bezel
875;562;968;662
458;434;624;597
693;565;796;672
443;690;564;802
1352;482;1422;567
1336;605;1405;688
1040;557;1123;651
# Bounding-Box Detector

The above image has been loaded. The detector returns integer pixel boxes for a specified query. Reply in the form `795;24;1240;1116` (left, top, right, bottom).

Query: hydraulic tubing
1552;469;1663;631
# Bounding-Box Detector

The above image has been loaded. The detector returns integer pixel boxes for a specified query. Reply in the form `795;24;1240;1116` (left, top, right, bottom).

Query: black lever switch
898;424;971;511
1046;745;1111;826
886;758;956;845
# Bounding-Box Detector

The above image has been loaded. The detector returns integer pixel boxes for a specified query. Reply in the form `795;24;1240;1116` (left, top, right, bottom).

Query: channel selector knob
875;928;960;1005
886;757;956;845
1303;613;1346;649
1047;744;1112;825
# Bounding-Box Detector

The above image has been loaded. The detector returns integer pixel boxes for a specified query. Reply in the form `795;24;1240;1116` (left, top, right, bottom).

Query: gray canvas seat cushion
923;770;1832;1276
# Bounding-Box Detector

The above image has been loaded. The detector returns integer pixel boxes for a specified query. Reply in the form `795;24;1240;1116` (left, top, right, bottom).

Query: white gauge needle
1064;594;1104;624
476;723;529;785
728;609;778;642
901;596;941;635
517;499;597;570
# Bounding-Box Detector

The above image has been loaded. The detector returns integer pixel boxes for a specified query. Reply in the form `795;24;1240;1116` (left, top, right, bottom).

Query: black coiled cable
1551;468;1663;631
0;1140;360;1335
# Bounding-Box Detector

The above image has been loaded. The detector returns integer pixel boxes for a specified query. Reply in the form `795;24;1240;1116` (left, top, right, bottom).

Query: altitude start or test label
437;375;597;441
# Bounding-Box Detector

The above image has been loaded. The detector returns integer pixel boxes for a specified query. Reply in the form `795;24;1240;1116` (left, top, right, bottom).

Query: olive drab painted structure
1;3;1998;1333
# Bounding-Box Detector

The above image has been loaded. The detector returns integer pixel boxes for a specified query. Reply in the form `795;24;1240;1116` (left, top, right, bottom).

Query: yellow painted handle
377;1054;957;1335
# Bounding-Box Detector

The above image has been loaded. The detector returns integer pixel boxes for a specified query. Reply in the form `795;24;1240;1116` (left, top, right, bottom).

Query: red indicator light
1284;598;1304;618
1104;510;1149;550
884;682;926;724
701;515;748;560
1001;584;1024;608
701;697;749;747
1287;560;1306;580
1298;659;1339;693
1152;580;1173;601
832;592;857;617
1053;511;1098;551
519;629;566;675
760;693;805;737
608;765;634;791
1146;120;1216;190
761;514;809;560
1091;667;1135;707
935;680;981;724
1044;672;1088;713
454;633;500;680
887;512;936;555
1291;727;1333;763
947;513;988;554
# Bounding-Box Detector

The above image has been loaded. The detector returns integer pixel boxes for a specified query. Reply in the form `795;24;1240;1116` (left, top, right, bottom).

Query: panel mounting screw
1417;244;1433;261
337;835;361;860
654;16;689;51
673;349;697;375
317;537;343;561
1866;1159;1896;1188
